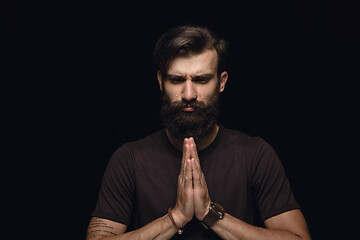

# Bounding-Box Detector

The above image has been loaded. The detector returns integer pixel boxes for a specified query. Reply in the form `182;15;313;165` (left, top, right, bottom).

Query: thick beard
160;89;220;145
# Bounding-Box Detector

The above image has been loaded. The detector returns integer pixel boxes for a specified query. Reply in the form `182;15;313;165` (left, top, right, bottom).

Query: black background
2;0;357;239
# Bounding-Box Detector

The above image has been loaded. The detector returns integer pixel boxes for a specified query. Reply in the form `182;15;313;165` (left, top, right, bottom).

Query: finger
180;139;189;181
189;147;202;188
192;157;203;188
189;137;200;167
189;141;208;190
189;138;202;183
181;140;192;184
184;158;193;190
181;138;188;168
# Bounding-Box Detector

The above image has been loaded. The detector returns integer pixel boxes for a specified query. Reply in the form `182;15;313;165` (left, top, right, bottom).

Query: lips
183;107;195;112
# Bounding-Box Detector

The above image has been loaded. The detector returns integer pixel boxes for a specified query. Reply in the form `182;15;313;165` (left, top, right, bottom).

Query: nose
181;79;197;101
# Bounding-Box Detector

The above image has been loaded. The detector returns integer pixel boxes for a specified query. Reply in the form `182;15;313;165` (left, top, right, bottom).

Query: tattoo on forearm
152;233;161;240
87;217;117;239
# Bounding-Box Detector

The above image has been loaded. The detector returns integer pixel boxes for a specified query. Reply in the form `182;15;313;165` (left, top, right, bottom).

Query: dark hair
153;25;228;78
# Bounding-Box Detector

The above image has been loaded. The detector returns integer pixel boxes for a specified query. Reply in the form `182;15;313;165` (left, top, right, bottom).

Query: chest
132;150;254;226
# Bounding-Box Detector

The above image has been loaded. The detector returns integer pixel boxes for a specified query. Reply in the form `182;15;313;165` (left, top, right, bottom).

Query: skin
86;48;311;240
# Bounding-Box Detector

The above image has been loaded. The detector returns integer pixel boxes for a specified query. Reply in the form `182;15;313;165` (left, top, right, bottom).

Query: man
86;25;311;239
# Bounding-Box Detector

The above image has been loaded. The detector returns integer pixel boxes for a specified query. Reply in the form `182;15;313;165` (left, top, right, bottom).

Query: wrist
201;202;225;229
170;207;190;228
198;201;211;221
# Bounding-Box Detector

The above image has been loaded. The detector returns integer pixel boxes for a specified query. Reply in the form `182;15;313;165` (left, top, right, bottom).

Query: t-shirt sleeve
250;139;300;221
91;144;135;225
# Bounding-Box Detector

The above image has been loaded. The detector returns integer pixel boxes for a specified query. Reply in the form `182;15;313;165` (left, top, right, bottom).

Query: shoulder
218;126;278;164
219;126;266;151
109;129;166;165
124;129;165;152
220;128;284;178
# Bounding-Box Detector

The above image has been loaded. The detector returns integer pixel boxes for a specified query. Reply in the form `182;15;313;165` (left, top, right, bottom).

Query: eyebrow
165;73;215;80
192;74;214;81
165;74;185;80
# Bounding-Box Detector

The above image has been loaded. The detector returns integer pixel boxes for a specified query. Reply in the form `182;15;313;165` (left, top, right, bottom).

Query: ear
219;71;228;93
157;71;163;91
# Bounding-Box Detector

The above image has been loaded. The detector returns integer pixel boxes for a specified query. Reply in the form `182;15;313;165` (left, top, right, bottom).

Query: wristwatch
201;202;225;229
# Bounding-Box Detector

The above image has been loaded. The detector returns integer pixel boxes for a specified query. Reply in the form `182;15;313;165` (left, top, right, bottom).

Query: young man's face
158;48;227;106
158;48;228;142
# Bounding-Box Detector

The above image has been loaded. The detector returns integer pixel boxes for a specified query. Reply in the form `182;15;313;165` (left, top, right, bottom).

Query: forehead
167;48;218;76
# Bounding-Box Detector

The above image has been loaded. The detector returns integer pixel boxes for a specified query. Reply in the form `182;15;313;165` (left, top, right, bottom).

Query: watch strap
201;202;225;229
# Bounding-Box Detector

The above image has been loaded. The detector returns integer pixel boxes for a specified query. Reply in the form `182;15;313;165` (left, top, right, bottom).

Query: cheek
164;88;181;102
199;96;213;105
197;83;219;101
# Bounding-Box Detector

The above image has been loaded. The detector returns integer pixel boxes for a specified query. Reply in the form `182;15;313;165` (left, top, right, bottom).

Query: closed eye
193;77;210;83
166;75;186;83
165;74;214;84
192;74;214;83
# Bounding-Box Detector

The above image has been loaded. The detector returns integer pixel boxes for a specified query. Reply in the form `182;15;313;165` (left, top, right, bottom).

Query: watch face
211;202;225;218
213;202;225;213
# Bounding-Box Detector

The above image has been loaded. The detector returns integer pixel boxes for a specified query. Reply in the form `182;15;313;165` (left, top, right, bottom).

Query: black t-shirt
92;126;299;239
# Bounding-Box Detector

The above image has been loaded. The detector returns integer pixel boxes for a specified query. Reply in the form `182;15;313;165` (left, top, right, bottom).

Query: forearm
121;214;179;240
88;215;178;240
211;213;306;240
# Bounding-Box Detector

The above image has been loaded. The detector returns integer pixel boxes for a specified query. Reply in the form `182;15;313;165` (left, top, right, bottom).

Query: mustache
166;99;206;109
160;92;210;110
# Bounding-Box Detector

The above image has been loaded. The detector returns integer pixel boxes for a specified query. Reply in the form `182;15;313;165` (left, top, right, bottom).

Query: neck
166;125;220;151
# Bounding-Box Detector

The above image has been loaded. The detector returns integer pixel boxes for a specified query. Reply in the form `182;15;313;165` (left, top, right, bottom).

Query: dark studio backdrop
2;0;356;239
